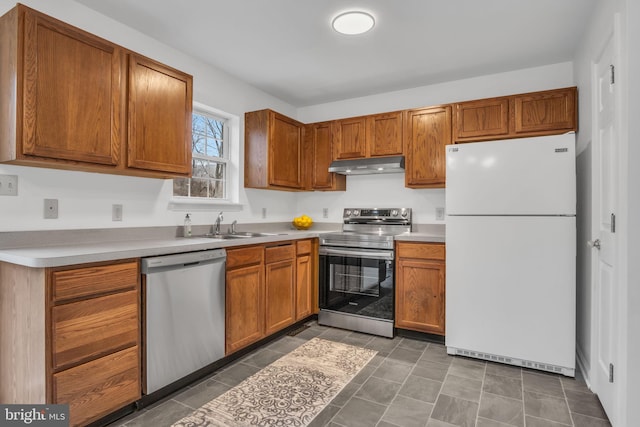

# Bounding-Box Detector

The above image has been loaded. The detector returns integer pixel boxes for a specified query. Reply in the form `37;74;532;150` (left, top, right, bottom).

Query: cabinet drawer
397;242;445;261
51;261;138;302
227;246;264;269
296;239;312;255
53;346;140;427
52;290;139;370
265;244;295;263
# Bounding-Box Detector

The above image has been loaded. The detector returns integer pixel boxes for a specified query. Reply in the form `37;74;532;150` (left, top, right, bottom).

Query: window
174;109;228;200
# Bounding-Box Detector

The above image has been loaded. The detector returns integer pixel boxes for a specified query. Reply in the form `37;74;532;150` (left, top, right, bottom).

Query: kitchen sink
199;232;282;239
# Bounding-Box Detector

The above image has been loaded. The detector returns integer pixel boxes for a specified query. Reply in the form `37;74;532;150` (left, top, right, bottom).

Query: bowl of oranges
293;214;313;230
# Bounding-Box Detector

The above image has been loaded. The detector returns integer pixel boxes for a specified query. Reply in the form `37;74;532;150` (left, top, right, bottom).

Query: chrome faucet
229;220;238;234
214;211;223;235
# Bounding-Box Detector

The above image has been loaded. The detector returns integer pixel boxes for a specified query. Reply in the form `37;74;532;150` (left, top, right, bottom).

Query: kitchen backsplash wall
0;0;573;232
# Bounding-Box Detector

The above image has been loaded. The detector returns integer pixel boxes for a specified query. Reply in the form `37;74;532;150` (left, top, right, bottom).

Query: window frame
169;102;242;211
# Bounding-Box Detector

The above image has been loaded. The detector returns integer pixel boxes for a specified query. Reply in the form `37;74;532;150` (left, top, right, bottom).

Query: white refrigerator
445;133;576;377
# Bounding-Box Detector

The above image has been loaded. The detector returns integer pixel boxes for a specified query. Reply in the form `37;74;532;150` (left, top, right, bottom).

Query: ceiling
74;0;598;107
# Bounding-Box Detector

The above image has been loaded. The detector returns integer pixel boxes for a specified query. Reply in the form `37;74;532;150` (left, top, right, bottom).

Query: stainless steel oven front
318;245;395;337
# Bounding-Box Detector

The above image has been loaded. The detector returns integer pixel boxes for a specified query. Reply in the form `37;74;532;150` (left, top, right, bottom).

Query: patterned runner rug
172;337;377;427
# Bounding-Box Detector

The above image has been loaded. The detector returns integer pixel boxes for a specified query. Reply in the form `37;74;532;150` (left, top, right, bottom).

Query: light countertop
0;224;445;268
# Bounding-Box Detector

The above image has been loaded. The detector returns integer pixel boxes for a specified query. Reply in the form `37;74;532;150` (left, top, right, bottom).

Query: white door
591;31;618;421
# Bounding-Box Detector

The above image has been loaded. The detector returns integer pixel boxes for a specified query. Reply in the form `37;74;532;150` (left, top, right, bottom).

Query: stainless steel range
318;208;411;338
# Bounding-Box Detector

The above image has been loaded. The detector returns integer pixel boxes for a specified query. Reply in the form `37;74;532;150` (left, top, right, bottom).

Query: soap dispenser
184;213;192;237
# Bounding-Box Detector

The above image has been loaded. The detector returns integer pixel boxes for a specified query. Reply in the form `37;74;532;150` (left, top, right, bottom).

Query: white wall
0;0;298;231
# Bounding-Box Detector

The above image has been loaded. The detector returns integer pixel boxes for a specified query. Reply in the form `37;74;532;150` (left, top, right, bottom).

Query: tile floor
110;322;611;427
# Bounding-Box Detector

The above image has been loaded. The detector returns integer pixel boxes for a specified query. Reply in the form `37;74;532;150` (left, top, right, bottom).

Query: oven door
319;246;394;320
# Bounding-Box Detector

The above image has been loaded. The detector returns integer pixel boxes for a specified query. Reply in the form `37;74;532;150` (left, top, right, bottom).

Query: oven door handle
319;247;394;260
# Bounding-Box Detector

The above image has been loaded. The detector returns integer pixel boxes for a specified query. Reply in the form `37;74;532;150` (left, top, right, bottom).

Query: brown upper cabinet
453;87;577;143
404;105;452;188
333;111;403;160
245;109;305;190
307;121;346;191
0;5;192;178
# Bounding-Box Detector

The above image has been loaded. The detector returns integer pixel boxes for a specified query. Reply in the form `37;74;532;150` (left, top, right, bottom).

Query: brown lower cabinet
395;242;446;335
225;239;317;355
0;259;141;427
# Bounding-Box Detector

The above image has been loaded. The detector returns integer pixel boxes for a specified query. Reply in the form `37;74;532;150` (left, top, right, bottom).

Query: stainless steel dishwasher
141;248;226;394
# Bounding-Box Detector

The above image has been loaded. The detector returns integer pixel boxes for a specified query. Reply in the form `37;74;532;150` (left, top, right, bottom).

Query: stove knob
345;209;352;217
401;210;408;217
391;209;399;217
353;209;360;216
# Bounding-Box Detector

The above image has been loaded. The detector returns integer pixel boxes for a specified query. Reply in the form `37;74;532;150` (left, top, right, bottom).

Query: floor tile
476;417;520;427
241;348;284;368
388;346;424;365
267;335;306;353
398;337;430;351
381;395;433;427
524;415;572;426
571;413;612;427
448;357;486;381
431;394;479;427
330;380;361;407
332;396;387;427
441;374;483;402
212;362;261;387
478;392;524;426
123;400;193;427
172;379;230;409
307;404;341;427
421;344;453;365
372;358;414;383
485;362;523;379
365;336;401;356
564;388;609;419
560;376;590;393
426;420;459;427
523;371;564;397
340;331;374;347
350;363;376;385
524;390;572;425
355;376;402;405
398;375;442;403
318;327;352;342
483;373;523;400
412;359;450;382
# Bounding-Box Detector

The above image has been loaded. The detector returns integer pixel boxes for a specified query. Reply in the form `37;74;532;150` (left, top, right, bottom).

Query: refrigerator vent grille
452;348;563;374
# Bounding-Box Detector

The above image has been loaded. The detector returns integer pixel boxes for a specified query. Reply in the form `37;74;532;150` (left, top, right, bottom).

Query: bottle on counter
184;213;192;237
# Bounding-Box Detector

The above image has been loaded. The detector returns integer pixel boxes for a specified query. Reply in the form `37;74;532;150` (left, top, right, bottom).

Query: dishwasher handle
141;249;226;274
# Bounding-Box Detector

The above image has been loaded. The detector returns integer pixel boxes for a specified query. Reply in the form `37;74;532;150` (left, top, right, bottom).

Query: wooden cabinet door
367;112;403;157
225;264;264;354
268;112;304;189
333;117;367;159
265;245;295;335
454;97;509;142
127;54;192;176
53;346;139;427
295;254;312;320
512;87;577;135
404;106;451;188
21;8;124;166
309;121;345;191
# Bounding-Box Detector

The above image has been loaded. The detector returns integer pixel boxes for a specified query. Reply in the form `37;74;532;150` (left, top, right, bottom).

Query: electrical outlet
261;207;267;219
112;204;123;221
44;199;58;219
323;208;329;218
435;207;445;221
0;174;18;196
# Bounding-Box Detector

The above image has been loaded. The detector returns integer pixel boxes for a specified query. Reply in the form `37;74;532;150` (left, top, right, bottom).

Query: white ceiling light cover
332;11;375;35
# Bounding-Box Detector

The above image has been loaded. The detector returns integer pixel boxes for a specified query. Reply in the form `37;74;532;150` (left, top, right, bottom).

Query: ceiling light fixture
332;11;375;35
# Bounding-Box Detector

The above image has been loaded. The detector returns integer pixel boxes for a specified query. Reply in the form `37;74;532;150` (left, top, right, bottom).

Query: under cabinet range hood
328;156;405;175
